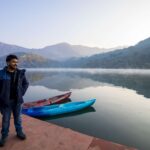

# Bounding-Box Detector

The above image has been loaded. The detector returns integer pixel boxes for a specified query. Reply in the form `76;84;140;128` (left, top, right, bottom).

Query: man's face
7;59;18;70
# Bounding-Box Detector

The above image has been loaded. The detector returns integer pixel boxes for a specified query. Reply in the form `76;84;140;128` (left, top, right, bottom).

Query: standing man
0;54;29;146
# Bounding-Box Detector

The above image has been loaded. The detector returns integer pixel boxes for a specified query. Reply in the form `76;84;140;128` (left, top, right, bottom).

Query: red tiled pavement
88;138;137;150
0;114;138;150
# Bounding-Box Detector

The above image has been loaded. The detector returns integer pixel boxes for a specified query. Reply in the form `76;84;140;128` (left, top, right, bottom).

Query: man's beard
8;65;17;70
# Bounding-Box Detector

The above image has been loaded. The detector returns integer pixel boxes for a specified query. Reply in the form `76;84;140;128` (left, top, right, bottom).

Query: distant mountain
65;44;126;57
134;37;150;48
0;42;29;56
0;52;59;68
35;43;80;60
0;37;150;68
59;37;150;68
0;42;118;61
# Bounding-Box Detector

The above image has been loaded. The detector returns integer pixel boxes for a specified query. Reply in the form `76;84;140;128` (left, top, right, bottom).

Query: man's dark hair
6;54;18;62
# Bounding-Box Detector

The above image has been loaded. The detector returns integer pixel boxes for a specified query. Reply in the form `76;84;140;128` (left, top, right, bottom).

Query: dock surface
0;114;137;150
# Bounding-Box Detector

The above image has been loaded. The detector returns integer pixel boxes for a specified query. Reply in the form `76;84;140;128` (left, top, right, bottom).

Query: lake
24;68;150;150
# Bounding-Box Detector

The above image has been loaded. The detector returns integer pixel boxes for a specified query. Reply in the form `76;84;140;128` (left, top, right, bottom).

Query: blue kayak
22;99;96;117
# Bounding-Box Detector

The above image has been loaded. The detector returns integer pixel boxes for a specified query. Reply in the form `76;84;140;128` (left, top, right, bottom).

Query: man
0;54;29;146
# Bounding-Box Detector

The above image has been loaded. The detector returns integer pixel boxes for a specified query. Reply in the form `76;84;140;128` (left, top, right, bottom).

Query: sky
0;0;150;49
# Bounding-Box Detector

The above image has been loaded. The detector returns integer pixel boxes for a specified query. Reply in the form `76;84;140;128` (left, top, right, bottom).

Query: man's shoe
16;131;26;140
0;136;7;147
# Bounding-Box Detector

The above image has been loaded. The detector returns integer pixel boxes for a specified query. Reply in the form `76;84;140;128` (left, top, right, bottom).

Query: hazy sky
0;0;150;48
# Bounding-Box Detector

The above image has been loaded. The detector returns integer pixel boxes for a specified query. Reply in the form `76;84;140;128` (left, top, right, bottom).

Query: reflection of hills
26;72;101;91
26;71;150;98
90;73;150;98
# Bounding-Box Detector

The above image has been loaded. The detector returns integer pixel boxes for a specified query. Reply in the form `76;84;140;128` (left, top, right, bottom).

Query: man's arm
0;73;3;111
22;74;29;96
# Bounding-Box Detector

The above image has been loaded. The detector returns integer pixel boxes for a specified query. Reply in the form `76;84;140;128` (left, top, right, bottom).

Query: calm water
24;69;150;150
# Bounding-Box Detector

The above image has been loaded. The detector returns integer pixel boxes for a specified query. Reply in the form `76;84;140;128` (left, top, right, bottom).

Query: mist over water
26;68;150;75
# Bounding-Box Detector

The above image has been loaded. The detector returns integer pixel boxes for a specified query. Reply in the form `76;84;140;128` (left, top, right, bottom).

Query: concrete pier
0;114;137;150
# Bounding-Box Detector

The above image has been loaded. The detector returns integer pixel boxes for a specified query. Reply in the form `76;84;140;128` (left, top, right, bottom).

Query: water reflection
26;69;150;98
23;69;150;150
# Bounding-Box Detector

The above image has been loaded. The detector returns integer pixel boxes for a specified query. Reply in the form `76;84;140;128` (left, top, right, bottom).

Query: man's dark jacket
0;66;29;107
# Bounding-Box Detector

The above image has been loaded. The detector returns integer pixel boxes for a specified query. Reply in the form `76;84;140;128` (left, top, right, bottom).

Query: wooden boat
23;92;71;109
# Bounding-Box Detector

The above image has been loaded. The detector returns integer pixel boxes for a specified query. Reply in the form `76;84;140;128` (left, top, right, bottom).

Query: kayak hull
22;99;96;117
